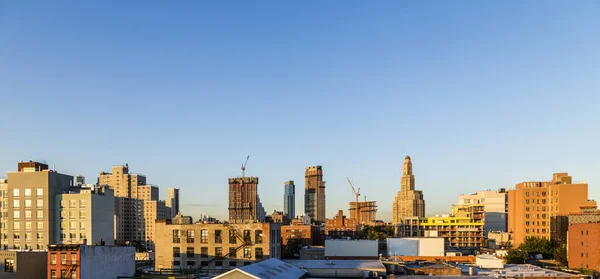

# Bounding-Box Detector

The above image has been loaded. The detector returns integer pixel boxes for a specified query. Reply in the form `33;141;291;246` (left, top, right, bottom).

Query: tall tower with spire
392;156;426;224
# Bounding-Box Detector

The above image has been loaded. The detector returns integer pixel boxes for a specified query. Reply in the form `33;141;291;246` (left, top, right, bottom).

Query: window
79;200;86;208
36;188;43;196
586;230;589;235
525;207;529;212
526;192;530;197
255;230;263;244
526;229;530;233
186;230;195;243
243;247;251;258
37;210;43;219
25;222;31;231
525;214;530;219
36;200;43;207
13;233;20;240
13;211;20;219
200;247;208;258
79;232;86;239
229;247;237;258
200;230;208;243
79;211;85;219
13;222;20;230
230;261;237;267
61;253;67;265
201;261;208;266
25;189;31;197
37;221;43;230
70;222;76;230
51;254;57;265
69;200;77;208
24;211;31;219
186;247;194;258
71;254;76;265
526;221;530;226
229;230;237;244
255;248;263;259
173;261;181;267
173;247;180;257
36;232;43;240
71;271;76;279
172;230;180;243
526;199;530;204
50;270;56;279
23;200;32;208
69;233;76;239
13;200;20;208
80;222;86;230
215;261;223;267
215;247;223;258
244;262;251;266
581;242;584;247
215;230;222;244
243;230;251;242
13;189;19;197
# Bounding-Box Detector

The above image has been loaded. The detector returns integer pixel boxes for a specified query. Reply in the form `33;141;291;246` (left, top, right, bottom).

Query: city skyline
1;2;599;222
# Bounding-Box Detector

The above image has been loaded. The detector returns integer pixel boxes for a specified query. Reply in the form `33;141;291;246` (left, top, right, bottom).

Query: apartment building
99;165;170;250
283;181;295;220
228;177;266;224
281;224;321;258
420;205;485;248
55;185;114;245
154;220;281;271
508;173;597;247
395;216;422;237
165;188;180;218
47;244;135;279
568;222;600;272
305;166;326;224
324;210;358;239
459;189;508;235
1;161;73;250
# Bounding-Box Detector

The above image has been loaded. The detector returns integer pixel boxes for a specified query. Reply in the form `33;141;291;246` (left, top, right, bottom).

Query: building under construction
228;177;266;224
349;201;378;224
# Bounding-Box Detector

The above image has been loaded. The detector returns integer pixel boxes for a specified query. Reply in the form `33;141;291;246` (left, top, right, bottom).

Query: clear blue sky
1;1;599;221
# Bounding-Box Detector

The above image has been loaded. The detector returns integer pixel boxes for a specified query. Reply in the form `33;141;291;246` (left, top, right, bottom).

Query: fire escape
196;223;253;274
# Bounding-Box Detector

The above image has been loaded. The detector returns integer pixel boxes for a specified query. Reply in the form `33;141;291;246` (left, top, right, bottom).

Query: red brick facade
47;245;80;279
568;223;600;271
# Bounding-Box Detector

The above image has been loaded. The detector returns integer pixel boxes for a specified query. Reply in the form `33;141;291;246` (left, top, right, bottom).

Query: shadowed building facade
283;181;295;220
304;166;326;224
392;156;425;224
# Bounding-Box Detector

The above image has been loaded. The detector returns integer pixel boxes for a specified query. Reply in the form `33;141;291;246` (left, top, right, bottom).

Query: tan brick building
568;222;600;271
154;220;281;271
305;166;326;224
0;161;73;250
508;173;597;247
392;156;425;224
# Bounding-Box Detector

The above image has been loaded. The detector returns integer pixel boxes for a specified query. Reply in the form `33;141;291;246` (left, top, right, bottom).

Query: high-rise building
508;173;597;247
1;161;74;250
166;188;180;218
98;164;170;250
283;181;295;220
304;166;326;224
349;201;378;224
228;177;265;224
392;156;425;224
55;185;115;245
459;189;508;236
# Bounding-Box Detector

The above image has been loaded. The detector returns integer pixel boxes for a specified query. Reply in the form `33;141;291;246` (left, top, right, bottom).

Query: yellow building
420;205;484;248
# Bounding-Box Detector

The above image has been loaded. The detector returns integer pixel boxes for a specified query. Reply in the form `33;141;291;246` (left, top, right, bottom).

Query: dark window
173;247;180;257
50;270;56;279
215;261;223;267
243;230;251;242
230;261;237;267
201;261;208;266
229;230;237;244
173;261;180;266
255;248;263;259
173;230;180;243
186;261;195;267
186;247;194;258
229;247;237;258
215;247;223;258
255;230;263;244
215;230;222;244
244;262;252;266
200;247;208;258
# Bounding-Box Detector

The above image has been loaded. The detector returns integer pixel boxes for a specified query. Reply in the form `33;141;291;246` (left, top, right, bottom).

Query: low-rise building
420;205;484;248
387;237;444;257
324;239;378;260
285;260;385;278
47;244;135;279
324;210;358;239
154;220;281;271
395;216;422;237
0;250;47;279
568;222;600;271
214;258;307;279
281;224;322;258
55;185;114;245
487;231;513;249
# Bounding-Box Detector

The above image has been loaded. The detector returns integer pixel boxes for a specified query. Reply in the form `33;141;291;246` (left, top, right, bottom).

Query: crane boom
346;177;360;201
241;155;250;177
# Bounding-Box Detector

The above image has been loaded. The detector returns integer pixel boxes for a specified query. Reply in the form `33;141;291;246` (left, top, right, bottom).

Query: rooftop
285;260;386;272
215;258;306;279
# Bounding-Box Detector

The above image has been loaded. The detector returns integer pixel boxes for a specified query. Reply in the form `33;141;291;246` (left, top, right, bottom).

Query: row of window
60;221;87;230
173;247;262;259
525;221;547;226
10;199;44;208
173;260;251;268
4;244;44;250
59;232;86;240
11;189;44;197
525;228;547;233
11;221;45;230
50;253;77;265
50;270;77;279
60;211;87;219
8;232;44;241
525;214;547;219
11;210;44;219
172;229;263;244
60;200;87;208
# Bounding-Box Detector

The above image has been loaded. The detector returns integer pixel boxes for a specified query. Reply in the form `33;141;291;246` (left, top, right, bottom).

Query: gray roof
285;260;386;272
214;258;306;279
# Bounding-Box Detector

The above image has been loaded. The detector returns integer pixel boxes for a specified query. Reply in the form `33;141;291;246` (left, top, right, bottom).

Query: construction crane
346;177;360;202
346;177;361;222
241;155;250;177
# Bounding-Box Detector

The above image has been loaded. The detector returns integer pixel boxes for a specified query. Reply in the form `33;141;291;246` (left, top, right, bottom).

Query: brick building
281;224;322;258
325;210;358;239
228;177;266;224
568;223;600;271
47;244;135;279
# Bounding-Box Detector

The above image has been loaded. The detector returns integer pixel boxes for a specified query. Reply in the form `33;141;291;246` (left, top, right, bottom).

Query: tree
518;236;553;259
553;246;568;267
358;225;394;241
505;249;528;264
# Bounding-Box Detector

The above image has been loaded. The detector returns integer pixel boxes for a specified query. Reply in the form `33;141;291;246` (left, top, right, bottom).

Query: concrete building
324;239;379;259
154;220;281;271
324;210;358;239
304;166;326;224
0;250;47;279
281;224;322;258
420;211;484;248
214;258;307;279
228;177;266;224
55;185;115;245
349;201;378;225
47;244;135;279
459;189;508;235
283;181;295;220
165;188;180;218
508;173;597;246
392;156;425;224
1;161;74;250
395;216;423;237
568;222;600;271
387;237;444;257
487;231;513;249
98;164;170;250
270;210;290;225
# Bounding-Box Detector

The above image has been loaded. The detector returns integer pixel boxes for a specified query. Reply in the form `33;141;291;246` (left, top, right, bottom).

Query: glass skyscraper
284;181;295;219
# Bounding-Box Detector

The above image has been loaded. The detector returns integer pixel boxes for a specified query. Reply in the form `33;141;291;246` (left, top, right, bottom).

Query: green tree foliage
553;246;568;267
518;236;553;259
505;249;528;264
358;225;394;241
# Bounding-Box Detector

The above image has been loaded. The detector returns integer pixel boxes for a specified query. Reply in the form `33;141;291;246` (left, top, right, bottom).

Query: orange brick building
281;224;322;258
568;223;600;271
325;210;358;238
48;244;79;279
508;173;596;246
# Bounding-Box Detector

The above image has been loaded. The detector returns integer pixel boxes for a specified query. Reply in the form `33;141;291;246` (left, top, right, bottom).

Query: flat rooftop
452;263;581;277
285;260;386;272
